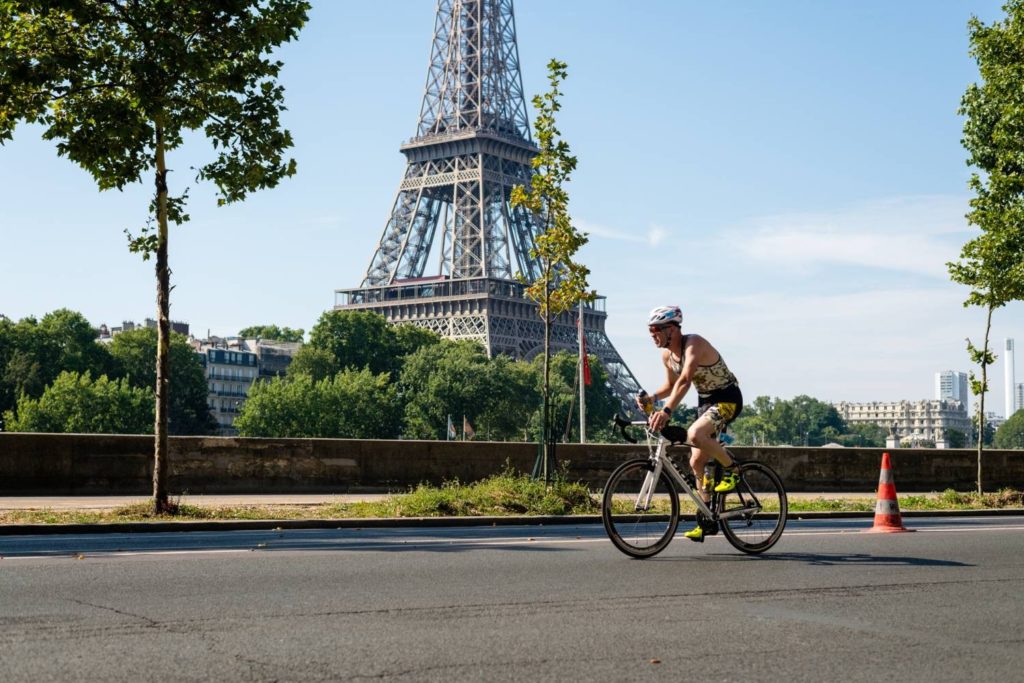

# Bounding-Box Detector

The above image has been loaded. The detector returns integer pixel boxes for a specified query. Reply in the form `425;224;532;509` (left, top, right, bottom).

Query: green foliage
533;351;618;442
399;339;504;439
108;328;216;435
994;410;1024;448
508;59;594;473
0;0;309;198
238;325;305;343
834;422;888;448
729;395;846;446
392;323;442;359
972;413;996;446
234;369;401;439
3;371;153;434
304;310;439;378
509;59;594;319
943;428;969;448
0;310;116;425
287;346;339;383
952;2;1024;486
1;0;309;506
351;467;598;518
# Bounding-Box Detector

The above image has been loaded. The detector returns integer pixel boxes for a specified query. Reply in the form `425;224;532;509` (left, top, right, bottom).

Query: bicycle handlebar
613;414;639;443
613;414;691;447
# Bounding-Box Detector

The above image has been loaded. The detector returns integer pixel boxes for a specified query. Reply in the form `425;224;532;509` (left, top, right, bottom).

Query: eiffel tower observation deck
335;0;641;408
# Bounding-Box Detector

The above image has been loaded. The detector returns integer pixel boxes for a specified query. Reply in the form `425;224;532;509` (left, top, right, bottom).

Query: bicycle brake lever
613;414;637;444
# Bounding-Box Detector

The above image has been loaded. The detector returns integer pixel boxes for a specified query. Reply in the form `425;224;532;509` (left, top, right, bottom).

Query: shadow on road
707;551;974;567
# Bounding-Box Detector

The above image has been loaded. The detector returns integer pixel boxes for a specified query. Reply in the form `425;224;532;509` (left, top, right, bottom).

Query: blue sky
2;0;1023;413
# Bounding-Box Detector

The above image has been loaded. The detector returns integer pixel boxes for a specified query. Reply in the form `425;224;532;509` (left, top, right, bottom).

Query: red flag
463;415;475;440
580;318;592;386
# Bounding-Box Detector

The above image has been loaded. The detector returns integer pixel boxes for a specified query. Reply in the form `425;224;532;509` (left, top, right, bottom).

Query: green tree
533;351;617;444
510;60;595;480
4;371;153;434
1;1;309;510
944;428;968;448
36;309;116;380
306;310;399;376
728;395;844;446
392;324;441;360
0;310;115;423
972;413;996;446
235;369;400;439
108;328;216;435
478;355;541;441
287;346;338;383
838;423;887;448
952;2;1024;491
238;325;304;343
994;409;1024;448
399;340;495;440
729;395;777;445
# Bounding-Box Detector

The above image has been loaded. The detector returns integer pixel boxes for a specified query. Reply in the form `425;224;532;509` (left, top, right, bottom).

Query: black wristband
662;407;672;416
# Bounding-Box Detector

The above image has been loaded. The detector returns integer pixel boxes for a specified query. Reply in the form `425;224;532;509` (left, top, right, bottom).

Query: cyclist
640;305;743;542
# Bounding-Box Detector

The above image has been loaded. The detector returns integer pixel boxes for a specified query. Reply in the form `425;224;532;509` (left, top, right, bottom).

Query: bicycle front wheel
602;459;679;558
719;462;787;554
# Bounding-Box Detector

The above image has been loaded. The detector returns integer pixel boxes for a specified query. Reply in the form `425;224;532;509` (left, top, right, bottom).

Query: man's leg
688;414;733;470
683;415;724;543
690;406;742;493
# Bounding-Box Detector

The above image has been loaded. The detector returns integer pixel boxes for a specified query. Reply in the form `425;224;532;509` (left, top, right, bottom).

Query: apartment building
194;336;301;435
833;399;971;447
195;341;258;435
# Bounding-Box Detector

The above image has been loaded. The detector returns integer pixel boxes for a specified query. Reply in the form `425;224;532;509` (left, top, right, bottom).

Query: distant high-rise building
935;371;968;407
1016;383;1024;418
1007;339;1015;419
1006;339;1017;418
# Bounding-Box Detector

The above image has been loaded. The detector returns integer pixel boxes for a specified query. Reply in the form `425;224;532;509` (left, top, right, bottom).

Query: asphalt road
2;517;1023;682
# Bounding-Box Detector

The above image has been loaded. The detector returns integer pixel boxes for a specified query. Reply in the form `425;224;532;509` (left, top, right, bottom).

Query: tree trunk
153;122;171;513
541;284;552;483
977;304;994;495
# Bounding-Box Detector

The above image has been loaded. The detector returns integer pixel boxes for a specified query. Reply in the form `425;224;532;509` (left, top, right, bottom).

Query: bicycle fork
634;458;664;512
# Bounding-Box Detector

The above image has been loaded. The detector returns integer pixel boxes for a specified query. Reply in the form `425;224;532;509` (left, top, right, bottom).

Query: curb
2;508;1023;536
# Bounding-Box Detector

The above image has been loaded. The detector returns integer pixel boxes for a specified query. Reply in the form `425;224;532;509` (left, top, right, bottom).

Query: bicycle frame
627;419;762;522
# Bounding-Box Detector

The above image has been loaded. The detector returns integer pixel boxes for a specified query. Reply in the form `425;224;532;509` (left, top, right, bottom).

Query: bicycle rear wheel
719;462;787;554
602;458;679;558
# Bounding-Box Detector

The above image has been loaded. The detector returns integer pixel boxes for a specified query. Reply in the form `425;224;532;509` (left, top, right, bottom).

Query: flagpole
579;303;586;444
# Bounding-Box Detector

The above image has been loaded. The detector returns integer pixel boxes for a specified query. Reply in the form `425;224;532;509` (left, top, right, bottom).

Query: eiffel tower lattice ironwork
334;0;641;410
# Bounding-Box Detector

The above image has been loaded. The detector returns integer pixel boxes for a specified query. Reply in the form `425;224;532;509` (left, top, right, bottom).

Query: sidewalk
0;491;911;511
0;494;394;511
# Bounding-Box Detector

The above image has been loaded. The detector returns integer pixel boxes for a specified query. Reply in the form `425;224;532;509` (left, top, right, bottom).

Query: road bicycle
601;416;788;558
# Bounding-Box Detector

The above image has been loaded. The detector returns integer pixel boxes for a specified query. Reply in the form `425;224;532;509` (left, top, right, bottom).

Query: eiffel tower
334;0;641;409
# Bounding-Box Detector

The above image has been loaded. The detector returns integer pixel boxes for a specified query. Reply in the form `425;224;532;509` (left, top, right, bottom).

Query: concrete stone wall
1;433;1023;495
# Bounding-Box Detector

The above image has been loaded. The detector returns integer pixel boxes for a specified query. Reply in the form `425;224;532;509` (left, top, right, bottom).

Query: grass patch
2;482;1022;526
789;498;875;513
323;467;599;518
904;488;1024;510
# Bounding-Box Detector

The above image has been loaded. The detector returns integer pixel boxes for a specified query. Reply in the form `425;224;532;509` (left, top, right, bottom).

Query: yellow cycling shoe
713;471;740;493
682;525;704;542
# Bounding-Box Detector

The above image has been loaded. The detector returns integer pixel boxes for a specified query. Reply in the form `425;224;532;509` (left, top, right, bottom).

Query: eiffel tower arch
335;0;641;410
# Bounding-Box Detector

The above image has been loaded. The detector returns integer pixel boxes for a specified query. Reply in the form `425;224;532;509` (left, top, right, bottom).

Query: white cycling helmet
648;305;682;327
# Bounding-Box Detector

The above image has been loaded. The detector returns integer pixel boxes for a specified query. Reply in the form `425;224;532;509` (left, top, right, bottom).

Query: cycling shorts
696;384;743;434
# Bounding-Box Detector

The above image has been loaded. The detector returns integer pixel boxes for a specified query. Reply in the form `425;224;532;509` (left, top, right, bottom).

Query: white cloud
647;224;668;247
577;218;672;248
728;195;971;278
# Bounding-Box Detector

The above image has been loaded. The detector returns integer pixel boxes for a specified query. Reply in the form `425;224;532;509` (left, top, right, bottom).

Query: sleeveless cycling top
668;336;739;398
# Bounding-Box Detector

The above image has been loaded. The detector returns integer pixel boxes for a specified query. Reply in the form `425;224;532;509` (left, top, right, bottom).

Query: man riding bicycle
640;305;744;542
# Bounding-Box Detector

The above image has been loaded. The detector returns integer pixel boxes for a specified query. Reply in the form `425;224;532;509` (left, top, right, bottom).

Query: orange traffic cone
867;452;914;533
